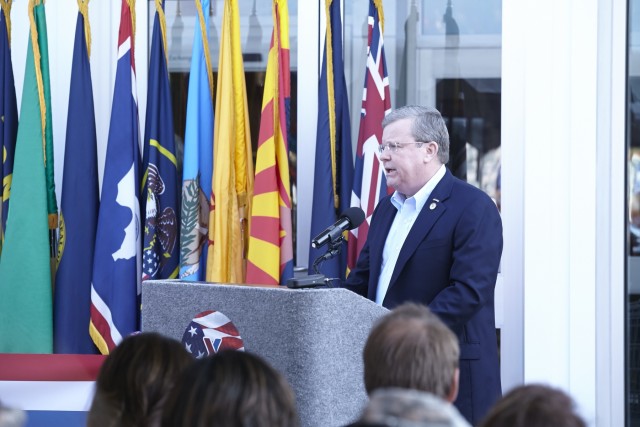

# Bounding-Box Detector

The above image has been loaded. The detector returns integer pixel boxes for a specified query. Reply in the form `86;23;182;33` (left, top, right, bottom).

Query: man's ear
425;141;438;160
447;368;460;403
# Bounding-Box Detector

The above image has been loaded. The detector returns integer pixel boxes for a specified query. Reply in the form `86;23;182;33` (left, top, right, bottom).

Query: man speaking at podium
343;105;503;425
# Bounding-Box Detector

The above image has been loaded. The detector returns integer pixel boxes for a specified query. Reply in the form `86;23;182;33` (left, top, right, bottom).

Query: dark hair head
363;303;459;400
161;350;300;427
87;332;193;427
381;105;450;164
478;384;586;427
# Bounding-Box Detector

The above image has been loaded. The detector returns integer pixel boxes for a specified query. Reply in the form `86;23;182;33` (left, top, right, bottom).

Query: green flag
38;0;57;230
0;0;53;353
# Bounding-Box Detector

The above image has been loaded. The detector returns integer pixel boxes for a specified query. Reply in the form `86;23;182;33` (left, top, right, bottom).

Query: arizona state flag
308;0;353;280
206;0;254;284
0;0;17;257
180;0;214;281
90;0;141;354
347;0;391;271
246;0;293;286
0;0;53;353
54;3;99;354
142;0;179;281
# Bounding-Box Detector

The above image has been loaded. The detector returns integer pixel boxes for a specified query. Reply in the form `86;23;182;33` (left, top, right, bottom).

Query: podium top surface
141;279;387;337
142;279;383;305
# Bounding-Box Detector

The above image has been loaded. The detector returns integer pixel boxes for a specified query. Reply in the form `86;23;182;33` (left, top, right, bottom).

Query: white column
500;0;525;393
9;1;28;112
296;0;320;268
90;0;116;191
501;0;625;424
594;0;626;424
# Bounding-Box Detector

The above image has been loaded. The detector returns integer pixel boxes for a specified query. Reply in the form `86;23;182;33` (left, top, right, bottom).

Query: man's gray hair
382;105;450;164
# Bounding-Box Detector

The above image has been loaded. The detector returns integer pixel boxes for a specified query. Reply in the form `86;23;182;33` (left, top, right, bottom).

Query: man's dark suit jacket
344;169;503;425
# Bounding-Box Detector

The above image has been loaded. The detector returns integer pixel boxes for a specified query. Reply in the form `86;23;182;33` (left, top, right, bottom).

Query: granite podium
141;280;388;427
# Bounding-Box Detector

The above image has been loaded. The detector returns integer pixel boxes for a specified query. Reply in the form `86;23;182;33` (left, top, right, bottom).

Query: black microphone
311;207;365;249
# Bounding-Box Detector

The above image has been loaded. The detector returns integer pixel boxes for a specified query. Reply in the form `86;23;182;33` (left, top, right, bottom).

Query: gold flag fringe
373;0;385;33
324;0;338;209
126;0;136;47
155;0;168;67
196;0;214;98
77;0;91;58
28;0;47;167
0;0;12;46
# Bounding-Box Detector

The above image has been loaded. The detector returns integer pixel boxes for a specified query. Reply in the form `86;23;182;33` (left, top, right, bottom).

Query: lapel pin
429;202;437;210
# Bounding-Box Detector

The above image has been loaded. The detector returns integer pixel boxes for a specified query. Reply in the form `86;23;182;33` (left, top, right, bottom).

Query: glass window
628;0;640;423
344;0;502;206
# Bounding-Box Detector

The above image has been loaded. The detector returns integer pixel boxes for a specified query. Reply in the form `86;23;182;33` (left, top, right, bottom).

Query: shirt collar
391;164;446;211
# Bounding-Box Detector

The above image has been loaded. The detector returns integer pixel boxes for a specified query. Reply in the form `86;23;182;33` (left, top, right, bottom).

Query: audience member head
87;332;193;427
381;105;450;165
0;401;25;427
161;350;300;427
363;303;460;402
478;384;586;427
349;388;471;427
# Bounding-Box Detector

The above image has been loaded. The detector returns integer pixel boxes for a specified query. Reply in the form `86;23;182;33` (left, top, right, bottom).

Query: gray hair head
382;106;450;164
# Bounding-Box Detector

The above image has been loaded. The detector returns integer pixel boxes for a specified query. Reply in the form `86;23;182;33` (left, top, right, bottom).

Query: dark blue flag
91;0;141;354
0;4;18;256
309;0;354;280
142;0;179;281
54;10;99;354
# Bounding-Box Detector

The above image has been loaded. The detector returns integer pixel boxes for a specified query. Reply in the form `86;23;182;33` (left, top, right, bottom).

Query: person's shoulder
450;176;493;201
448;177;501;216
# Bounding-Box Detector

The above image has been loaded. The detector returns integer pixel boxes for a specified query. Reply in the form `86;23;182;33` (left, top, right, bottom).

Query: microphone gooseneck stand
286;238;345;289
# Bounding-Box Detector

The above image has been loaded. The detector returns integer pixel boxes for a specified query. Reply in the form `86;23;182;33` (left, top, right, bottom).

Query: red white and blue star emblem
181;310;244;358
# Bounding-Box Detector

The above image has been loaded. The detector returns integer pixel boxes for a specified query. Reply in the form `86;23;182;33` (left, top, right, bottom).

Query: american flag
347;0;391;272
181;310;244;358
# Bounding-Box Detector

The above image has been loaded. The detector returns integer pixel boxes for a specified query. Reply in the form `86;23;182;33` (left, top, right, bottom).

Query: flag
54;5;99;354
308;0;354;280
142;0;179;281
41;2;57;253
0;353;105;421
180;0;214;281
0;1;18;257
90;0;141;355
206;0;254;284
246;0;293;286
347;0;391;272
0;0;53;353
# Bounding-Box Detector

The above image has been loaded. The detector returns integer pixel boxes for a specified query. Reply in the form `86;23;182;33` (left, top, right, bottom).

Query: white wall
501;0;626;425
595;0;627;423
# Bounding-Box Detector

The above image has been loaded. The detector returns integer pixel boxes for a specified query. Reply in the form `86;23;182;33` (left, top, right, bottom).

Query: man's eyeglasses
377;141;425;154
